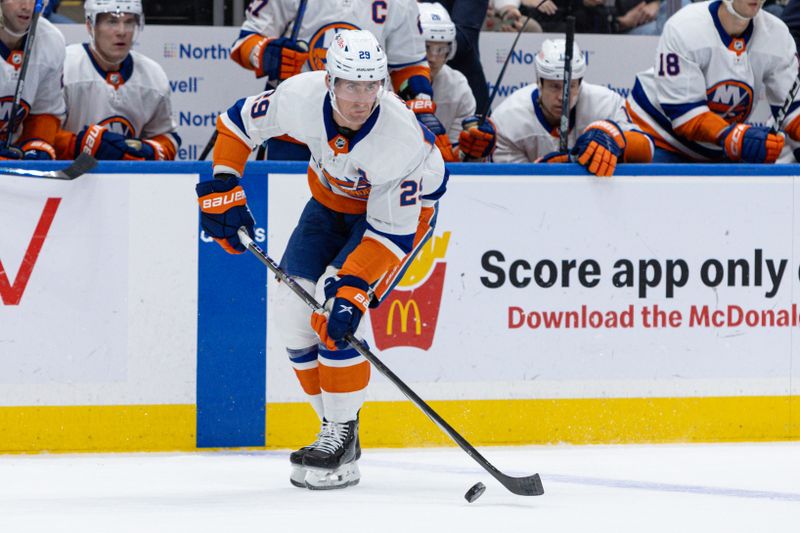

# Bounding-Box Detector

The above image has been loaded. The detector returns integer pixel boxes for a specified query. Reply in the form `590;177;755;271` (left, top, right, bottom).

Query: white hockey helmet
535;38;586;81
418;2;457;60
326;30;388;119
85;0;145;35
326;29;388;83
721;0;765;21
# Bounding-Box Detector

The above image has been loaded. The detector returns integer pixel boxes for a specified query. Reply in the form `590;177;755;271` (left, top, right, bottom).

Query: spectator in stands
0;0;66;161
484;0;544;32
782;0;800;50
490;0;598;33
54;0;180;161
419;0;491;116
44;0;74;24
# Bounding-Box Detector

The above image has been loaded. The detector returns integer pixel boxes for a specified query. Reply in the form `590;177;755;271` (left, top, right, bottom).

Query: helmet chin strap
88;28;125;69
723;0;758;21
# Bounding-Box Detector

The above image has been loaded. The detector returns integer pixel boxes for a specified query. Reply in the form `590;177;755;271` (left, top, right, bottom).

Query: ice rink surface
1;442;798;533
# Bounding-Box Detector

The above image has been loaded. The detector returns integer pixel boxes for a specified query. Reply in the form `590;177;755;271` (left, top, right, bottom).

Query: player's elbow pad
622;131;654;163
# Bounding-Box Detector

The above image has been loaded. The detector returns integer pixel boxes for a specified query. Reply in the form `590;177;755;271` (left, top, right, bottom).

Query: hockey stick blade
236;228;545;497
0;153;97;180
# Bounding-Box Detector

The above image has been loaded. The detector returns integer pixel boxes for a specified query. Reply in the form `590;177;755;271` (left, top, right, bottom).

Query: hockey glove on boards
256;37;309;81
196;174;256;255
311;275;371;350
719;124;784;163
458;115;497;159
76;125;141;160
571;120;626;177
407;99;459;162
0;145;23;160
20;140;56;160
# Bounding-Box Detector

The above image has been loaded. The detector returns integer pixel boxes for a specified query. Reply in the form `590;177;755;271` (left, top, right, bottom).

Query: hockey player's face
425;42;451;77
332;79;382;127
1;0;37;34
92;13;137;64
539;78;582;124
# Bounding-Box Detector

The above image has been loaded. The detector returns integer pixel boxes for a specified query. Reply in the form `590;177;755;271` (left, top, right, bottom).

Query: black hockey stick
0;152;97;180
3;0;44;148
255;0;309;160
559;15;576;153
236;228;545;497
771;73;800;134
198;130;217;161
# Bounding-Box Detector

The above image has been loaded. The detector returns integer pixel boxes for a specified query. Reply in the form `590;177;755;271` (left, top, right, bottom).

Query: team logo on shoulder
308;22;361;71
707;80;754;124
99;116;137;138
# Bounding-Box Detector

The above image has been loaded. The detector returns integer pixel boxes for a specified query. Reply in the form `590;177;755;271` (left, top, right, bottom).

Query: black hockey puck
464;482;486;503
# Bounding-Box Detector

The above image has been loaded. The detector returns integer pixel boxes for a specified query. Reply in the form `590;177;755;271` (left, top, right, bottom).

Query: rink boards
1;161;799;452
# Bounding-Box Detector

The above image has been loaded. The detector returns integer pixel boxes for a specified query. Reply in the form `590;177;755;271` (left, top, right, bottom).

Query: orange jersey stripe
339;237;401;285
21;114;60;145
53;129;77;160
390;65;431;93
148;134;178;160
230;33;266;73
625;101;679;153
318;360;371;394
307;166;367;214
214;118;252;176
293;368;321;395
622;131;654;163
673;111;729;144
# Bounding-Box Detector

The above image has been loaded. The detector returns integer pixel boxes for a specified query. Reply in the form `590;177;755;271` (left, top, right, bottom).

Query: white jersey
432;65;476;145
491;82;631;163
219;70;446;258
626;1;800;161
0;18;65;144
62;44;179;146
235;0;426;75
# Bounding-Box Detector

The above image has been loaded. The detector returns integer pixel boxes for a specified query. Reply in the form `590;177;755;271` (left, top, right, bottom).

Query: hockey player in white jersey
626;0;797;163
231;0;455;162
53;0;180;161
469;39;654;176
197;30;447;490
418;2;475;161
0;0;65;160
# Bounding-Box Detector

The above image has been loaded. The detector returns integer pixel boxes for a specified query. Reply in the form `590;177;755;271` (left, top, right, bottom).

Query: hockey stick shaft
559;16;576;153
236;228;544;497
478;16;530;124
771;74;800;134
0;152;97;180
198;130;217;161
4;0;44;148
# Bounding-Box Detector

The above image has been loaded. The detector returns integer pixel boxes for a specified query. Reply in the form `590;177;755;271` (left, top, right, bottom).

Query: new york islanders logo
0;97;30;137
99;116;137;138
707;80;754;124
369;231;450;351
322;167;371;199
308;22;360;71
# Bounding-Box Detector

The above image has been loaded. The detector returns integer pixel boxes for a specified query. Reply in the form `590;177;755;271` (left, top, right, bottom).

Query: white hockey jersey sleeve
652;24;712;129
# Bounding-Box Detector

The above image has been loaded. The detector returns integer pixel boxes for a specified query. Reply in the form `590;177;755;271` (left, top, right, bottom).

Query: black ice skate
302;418;361;490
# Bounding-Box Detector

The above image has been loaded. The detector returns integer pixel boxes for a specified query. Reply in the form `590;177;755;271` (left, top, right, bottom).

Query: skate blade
290;465;307;488
304;462;360;490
